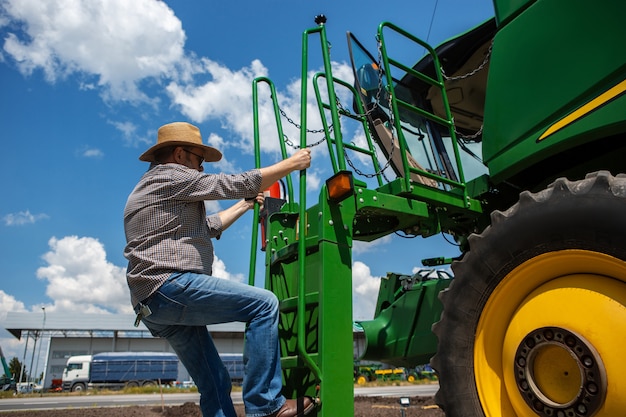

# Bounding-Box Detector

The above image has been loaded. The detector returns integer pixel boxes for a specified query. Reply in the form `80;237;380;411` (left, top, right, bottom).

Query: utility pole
18;333;29;390
38;307;46;395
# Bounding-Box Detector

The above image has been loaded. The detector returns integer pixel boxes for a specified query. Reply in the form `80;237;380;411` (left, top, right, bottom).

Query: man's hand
244;192;265;210
259;148;312;190
288;148;312;171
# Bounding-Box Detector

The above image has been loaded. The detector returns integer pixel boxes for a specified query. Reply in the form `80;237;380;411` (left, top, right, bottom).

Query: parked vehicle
374;367;405;382
62;352;178;392
353;363;378;385
220;353;244;384
16;382;42;393
407;364;437;382
249;1;626;416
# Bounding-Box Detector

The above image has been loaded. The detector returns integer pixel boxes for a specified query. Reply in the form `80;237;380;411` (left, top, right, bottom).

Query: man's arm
258;148;311;190
217;194;264;232
216;148;311;232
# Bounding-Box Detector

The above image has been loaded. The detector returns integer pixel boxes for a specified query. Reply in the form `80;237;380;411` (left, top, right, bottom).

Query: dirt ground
2;395;444;416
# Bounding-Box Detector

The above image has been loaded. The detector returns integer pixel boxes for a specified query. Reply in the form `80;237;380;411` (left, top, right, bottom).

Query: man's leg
164;325;237;417
141;320;236;417
142;272;286;416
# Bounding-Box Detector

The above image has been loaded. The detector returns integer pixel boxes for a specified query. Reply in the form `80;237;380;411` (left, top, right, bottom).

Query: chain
278;105;333;149
279;107;327;133
344;143;394;180
455;123;483;142
283;132;328;149
339;90;398;179
441;41;493;142
441;40;493;81
277;36;402;177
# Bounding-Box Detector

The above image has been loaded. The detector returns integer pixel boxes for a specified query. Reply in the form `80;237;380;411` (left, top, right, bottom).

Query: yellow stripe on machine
538;79;626;141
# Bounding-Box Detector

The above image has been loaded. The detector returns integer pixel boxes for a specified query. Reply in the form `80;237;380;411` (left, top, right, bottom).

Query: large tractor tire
432;171;626;417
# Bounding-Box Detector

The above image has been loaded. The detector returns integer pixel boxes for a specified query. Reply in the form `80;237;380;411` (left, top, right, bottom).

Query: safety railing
377;21;469;197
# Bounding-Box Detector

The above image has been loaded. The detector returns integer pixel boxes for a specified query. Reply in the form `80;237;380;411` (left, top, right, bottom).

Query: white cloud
204;200;222;214
211;255;245;283
36;236;132;314
0;291;28;319
166;60;355;157
109;120;153;149
166;58;268;145
3;210;49;226
353;234;392;255
80;147;103;158
352;261;380;321
0;0;359;178
0;291;29;360
205;132;242;175
1;0;186;102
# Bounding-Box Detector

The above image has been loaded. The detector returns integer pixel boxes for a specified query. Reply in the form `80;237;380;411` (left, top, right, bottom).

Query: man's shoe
270;396;316;417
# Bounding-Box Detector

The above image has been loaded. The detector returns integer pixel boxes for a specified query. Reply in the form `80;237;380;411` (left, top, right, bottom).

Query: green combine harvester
248;1;626;416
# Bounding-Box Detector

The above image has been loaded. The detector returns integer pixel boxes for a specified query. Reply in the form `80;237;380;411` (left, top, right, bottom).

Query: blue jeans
138;272;286;417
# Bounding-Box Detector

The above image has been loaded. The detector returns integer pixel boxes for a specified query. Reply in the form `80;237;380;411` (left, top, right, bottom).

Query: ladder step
281;353;320;370
280;292;320;313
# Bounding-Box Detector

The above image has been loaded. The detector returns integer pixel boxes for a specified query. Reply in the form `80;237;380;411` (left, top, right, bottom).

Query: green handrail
311;72;385;187
248;77;296;286
377;21;469;200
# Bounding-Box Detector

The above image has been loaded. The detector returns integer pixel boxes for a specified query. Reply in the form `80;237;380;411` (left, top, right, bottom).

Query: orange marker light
326;171;354;203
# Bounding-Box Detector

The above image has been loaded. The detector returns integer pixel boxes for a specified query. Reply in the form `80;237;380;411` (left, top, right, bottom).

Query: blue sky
0;0;494;363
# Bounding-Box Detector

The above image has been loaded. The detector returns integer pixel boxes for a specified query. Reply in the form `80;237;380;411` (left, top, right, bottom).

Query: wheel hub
514;327;606;417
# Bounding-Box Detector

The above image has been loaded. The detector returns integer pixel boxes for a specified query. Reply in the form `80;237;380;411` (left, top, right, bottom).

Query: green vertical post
316;190;356;417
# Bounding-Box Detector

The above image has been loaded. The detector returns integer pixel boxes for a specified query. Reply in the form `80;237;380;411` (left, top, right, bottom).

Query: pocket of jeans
148;289;187;324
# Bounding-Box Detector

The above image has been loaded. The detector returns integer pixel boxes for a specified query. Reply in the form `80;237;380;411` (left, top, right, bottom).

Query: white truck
62;351;178;391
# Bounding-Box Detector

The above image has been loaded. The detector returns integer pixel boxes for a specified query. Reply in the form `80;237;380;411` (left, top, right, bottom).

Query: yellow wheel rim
474;250;626;417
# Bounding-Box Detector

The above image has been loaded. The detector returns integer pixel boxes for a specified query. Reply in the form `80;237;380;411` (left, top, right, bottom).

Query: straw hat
139;122;222;162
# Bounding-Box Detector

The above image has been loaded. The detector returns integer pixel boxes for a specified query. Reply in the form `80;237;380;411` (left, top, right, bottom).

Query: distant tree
8;357;27;382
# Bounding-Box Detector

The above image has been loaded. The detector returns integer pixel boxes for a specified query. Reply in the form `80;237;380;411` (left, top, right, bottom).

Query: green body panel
264;187;356;416
483;0;626;184
492;0;534;25
488;92;626;189
359;272;451;368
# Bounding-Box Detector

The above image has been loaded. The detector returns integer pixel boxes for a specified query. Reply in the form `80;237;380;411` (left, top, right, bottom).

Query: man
123;122;314;417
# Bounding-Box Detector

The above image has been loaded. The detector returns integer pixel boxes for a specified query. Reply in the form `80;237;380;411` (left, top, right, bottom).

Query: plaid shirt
123;163;262;306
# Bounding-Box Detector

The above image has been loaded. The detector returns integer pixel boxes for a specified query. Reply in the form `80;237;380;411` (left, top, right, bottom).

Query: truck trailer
62;352;178;392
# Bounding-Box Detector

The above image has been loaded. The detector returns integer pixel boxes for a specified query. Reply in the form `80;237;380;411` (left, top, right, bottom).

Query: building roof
3;312;245;339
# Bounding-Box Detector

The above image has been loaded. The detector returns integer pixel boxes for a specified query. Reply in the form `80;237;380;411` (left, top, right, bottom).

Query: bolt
586;382;597;394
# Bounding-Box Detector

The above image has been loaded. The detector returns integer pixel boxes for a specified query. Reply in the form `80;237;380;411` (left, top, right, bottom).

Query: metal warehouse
3;312;245;389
